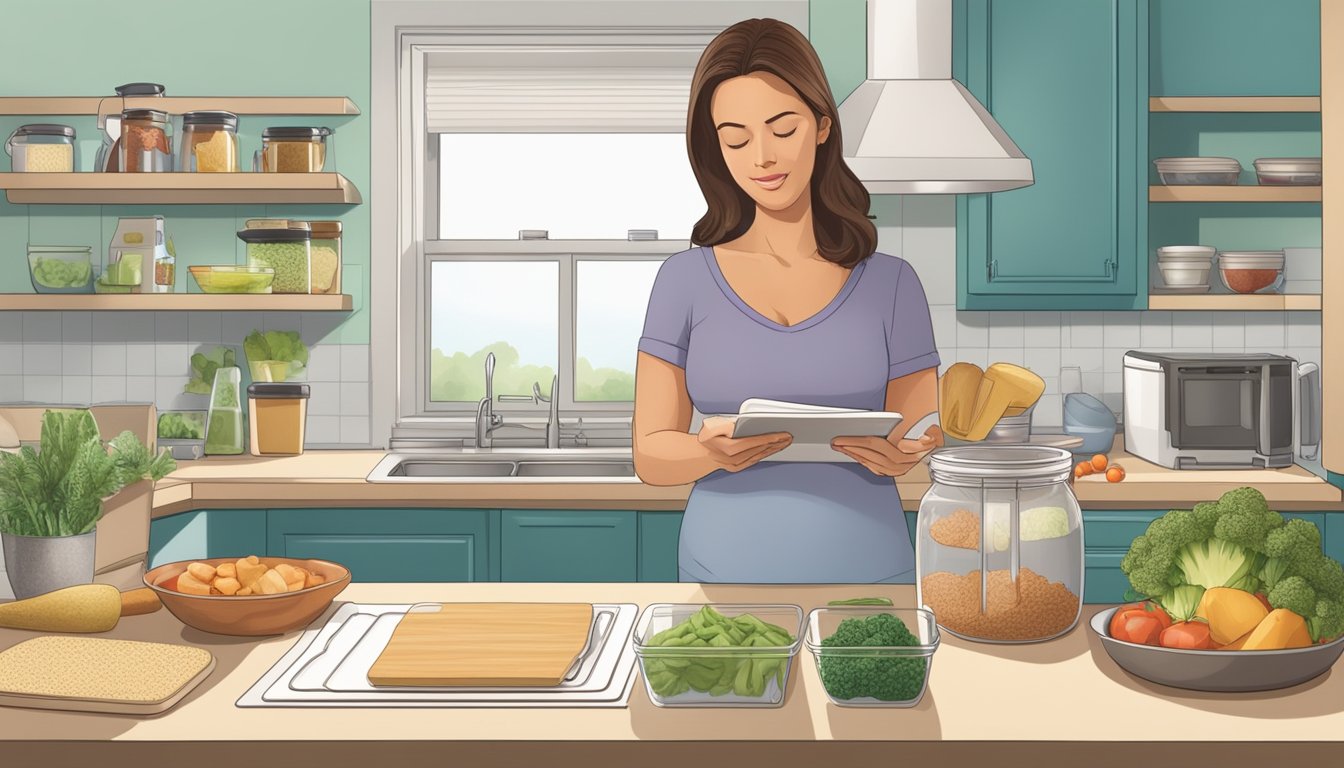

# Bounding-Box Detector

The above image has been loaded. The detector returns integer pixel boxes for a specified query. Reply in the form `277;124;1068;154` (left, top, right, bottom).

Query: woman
632;18;943;584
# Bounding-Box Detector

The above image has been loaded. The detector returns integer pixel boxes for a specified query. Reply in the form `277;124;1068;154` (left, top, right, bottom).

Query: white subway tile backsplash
308;383;341;416
929;305;957;349
1171;312;1214;348
988;311;1025;348
341;345;370;383
61;312;92;343
125;376;156;400
995;348;1025;367
306;345;342;383
1070;312;1104;347
340;383;370;416
1140;312;1172;348
1211;313;1246;348
1102;312;1141;348
1034;394;1062;428
1024;347;1061;378
340;416;370;445
0;316;21;344
1287;313;1322;347
1082;372;1105;395
1065;347;1105;374
1104;372;1122;394
61;344;91;376
1023;312;1062;347
23;312;61;343
23;344;61;376
1244;316;1285;348
91;344;127;376
0;344;20;376
61;376;91;405
956;347;990;370
126;344;156;376
0;375;21;402
154;312;188;343
91;376;126;403
24;375;61;403
91;313;130;343
123;312;156;343
155;344;189;377
155;377;193;411
221;313;254;345
957;313;989;347
187;312;222;344
306;415;342;444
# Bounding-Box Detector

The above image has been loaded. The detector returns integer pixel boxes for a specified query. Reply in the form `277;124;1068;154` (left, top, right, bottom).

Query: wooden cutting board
367;603;593;687
0;636;214;715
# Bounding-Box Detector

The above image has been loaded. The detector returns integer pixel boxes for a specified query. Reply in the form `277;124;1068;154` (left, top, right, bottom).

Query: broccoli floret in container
818;614;927;702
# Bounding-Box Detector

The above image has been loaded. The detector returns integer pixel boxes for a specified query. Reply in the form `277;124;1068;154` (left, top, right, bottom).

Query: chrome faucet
475;352;503;448
476;356;584;448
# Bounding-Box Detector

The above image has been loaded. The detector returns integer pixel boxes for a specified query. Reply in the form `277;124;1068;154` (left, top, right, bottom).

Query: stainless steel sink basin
367;451;640;483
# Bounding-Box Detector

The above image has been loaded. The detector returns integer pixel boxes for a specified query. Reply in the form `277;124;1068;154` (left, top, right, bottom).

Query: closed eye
773;128;797;138
726;140;748;149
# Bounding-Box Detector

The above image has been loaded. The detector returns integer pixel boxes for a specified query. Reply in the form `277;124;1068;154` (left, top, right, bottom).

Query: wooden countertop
2;583;1340;765
150;438;1343;518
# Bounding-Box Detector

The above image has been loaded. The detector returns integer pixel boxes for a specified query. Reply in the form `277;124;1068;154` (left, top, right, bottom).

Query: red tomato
1121;614;1164;645
1110;602;1172;642
1161;621;1213;650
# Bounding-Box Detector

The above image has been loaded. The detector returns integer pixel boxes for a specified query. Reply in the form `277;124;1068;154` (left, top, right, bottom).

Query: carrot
1106;465;1126;483
1076;461;1094;477
1091;454;1108;472
1161;621;1213;650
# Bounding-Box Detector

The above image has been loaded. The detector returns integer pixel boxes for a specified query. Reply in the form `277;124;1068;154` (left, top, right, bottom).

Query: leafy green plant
0;410;177;537
243;330;308;382
186;346;237;395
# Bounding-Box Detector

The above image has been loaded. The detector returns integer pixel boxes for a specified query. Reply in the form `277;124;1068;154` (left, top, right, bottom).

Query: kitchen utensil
236;602;641;708
27;245;93;294
962;364;1046;441
632;603;804;707
804;606;938;707
1253;157;1321;186
0;636;213;715
918;446;1084;643
1153;156;1241;185
939;362;984;438
1217;250;1284;294
0;584;121;633
368;602;594;687
1090;607;1344;692
144;557;351;636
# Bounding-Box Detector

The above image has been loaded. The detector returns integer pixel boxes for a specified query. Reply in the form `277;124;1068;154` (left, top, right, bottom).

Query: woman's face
710;71;832;212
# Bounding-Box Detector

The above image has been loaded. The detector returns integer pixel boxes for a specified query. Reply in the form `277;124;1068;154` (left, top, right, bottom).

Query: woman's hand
697;416;792;472
831;424;944;478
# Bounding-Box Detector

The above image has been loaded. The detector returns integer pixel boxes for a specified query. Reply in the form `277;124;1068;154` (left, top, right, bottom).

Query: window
574;259;663;402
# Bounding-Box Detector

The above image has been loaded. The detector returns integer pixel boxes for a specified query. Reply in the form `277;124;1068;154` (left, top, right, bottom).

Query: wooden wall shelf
1147;294;1321;311
0;96;359;116
1149;96;1321;113
0;294;353;311
0;173;361;205
1149;185;1321;202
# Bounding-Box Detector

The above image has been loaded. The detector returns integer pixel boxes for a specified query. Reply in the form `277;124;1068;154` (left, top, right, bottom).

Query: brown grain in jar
119;109;171;172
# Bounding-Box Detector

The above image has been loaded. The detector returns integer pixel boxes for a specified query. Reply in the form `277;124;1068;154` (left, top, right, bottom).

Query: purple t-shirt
638;246;940;583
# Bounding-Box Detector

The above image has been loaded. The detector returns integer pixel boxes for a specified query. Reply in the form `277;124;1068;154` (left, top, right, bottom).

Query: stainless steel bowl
1090;607;1344;692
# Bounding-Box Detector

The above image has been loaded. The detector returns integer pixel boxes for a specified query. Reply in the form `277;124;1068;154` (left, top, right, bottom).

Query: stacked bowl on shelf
1155;246;1286;295
1154;246;1215;293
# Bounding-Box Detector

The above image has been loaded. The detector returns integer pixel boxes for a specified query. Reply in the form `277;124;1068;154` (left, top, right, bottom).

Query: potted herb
0;410;175;599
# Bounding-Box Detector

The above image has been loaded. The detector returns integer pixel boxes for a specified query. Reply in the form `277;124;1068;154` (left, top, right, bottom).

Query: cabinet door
957;0;1146;310
500;510;637;583
267;508;490;583
638;511;684;582
149;509;267;567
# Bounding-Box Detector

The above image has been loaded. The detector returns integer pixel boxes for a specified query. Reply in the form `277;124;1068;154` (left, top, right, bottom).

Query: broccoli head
1212;487;1282;552
1267;575;1317;618
1265;517;1322;562
818;615;927;702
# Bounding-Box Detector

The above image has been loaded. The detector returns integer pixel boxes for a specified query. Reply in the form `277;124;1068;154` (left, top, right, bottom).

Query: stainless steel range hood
837;0;1033;194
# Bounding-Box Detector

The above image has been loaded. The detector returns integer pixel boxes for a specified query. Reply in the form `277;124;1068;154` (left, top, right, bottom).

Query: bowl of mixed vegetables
1091;486;1344;691
28;245;93;294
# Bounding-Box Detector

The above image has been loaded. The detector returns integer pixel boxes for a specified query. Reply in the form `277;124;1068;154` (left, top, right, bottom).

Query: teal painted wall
0;0;372;344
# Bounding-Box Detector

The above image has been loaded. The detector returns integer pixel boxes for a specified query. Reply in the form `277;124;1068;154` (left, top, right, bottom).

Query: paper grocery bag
90;404;158;590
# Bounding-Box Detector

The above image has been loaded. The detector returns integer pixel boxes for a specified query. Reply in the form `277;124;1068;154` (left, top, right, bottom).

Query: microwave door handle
1296;362;1322;461
1259;366;1274;457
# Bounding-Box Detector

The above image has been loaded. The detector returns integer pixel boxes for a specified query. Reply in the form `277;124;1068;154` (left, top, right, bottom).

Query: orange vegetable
1076;461;1094;477
1091;454;1108;472
1109;602;1173;638
1120;613;1164;645
1106;465;1126;483
1161;621;1213;649
1253;593;1272;613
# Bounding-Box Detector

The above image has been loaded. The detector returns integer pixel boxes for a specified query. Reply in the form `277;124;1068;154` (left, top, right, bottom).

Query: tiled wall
880;196;1324;429
0;311;371;447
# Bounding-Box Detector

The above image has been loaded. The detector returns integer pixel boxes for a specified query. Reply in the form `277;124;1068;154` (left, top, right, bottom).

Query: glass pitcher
204;367;244;456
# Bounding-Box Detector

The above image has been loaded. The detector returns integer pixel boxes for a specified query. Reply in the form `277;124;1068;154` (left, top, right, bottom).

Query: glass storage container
258;127;332;172
179;111;239;172
97;83;165;172
118;109;172;172
308;220;342;295
5;124;76;172
632;604;804;708
27;245;93;294
204;367;244;456
238;227;311;294
916;445;1084;644
805;606;939;707
247;383;309;456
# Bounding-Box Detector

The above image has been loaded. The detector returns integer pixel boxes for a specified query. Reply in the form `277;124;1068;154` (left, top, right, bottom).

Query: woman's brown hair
687;18;876;268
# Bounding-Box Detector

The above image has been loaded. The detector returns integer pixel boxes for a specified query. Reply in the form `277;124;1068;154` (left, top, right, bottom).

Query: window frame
370;0;809;449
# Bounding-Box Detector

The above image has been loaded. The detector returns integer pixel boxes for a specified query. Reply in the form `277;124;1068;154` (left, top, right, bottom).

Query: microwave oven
1123;352;1321;470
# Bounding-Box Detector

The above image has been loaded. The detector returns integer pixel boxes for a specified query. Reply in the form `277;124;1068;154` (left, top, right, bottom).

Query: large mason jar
916;446;1084;643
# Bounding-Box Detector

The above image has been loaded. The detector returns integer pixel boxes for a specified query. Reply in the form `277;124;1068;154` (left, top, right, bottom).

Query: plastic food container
258;127;332;172
1153;157;1241;185
1218;250;1284;294
805;607;939;707
1254;157;1321;186
248;383;310;456
5;124;76;172
632;604;804;707
118;109;172;172
308;220;342;295
157;410;207;460
238;228;311;294
189;265;275;294
27;245;93;294
917;446;1084;643
179;111;239;173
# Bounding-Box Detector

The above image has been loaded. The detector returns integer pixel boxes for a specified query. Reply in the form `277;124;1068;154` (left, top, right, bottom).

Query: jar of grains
238;227;311;294
6;124;76;172
916;445;1084;643
118;109;172;172
258;127;332;172
307;221;342;294
179;111;239;172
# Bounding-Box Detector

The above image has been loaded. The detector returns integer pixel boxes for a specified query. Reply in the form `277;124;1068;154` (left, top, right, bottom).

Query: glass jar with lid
307;221;342;294
179;111;239;172
238;227;312;294
118;109;172;172
916;445;1084;644
6;124;76;172
257;127;332;172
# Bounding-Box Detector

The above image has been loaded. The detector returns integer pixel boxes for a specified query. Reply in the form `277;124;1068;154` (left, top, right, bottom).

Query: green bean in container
639;605;796;699
237;228;311;294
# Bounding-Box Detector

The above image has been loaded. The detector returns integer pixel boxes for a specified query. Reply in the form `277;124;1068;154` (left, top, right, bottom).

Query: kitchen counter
1;583;1340;766
151;437;1343;518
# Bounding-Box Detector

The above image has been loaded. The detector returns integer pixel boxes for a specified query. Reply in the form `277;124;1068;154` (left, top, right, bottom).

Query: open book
729;398;903;463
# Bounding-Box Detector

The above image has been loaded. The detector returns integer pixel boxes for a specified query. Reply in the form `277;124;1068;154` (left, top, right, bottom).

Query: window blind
424;43;707;133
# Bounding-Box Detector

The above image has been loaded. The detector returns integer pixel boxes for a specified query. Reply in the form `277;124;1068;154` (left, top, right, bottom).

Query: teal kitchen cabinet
499;510;637;583
148;509;267;567
955;0;1147;310
266;508;491;583
639;512;684;582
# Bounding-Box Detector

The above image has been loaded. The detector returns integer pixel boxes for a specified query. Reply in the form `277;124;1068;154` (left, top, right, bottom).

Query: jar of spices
308;221;342;294
179;111;239;172
258;127;332;172
916;446;1084;644
5;124;76;172
247;383;310;456
238;227;312;294
153;237;176;293
118;109;172;172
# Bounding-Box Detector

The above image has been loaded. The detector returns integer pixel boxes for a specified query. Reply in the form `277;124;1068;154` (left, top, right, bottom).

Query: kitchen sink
367;451;640;483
